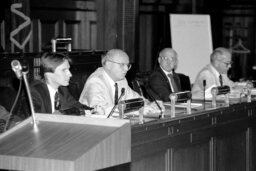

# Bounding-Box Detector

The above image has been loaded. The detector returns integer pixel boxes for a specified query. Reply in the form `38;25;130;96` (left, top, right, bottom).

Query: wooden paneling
172;143;209;171
30;0;97;52
138;2;173;72
131;151;166;171
252;127;256;171
0;21;5;51
96;0;118;50
130;102;256;171
96;0;139;62
216;132;246;171
139;14;154;71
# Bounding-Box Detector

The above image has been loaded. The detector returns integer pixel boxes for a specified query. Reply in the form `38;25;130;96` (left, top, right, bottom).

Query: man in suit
31;52;92;115
147;48;190;102
192;47;236;99
79;49;163;116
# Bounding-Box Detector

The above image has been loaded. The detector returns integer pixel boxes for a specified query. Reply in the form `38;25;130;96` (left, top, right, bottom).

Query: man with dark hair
30;52;92;115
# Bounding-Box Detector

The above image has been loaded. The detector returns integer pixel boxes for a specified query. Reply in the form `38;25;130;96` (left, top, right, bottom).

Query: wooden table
129;101;256;171
0;100;256;171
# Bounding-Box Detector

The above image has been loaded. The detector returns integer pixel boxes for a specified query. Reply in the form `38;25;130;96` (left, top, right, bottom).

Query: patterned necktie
114;83;118;105
219;74;223;86
54;91;61;110
168;73;179;93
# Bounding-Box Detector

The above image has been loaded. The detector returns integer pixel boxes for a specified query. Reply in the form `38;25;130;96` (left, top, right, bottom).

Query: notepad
164;102;202;109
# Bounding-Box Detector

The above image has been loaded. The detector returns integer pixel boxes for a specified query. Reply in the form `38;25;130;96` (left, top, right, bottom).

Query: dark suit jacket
30;80;91;115
147;67;190;102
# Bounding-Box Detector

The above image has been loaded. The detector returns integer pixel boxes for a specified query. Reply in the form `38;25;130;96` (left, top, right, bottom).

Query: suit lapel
38;82;52;113
101;72;115;104
208;65;220;85
157;67;172;90
44;85;52;113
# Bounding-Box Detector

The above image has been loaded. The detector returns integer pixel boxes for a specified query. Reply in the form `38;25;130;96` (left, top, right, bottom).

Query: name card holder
240;82;253;103
118;98;144;124
247;82;254;102
169;91;192;118
211;86;230;108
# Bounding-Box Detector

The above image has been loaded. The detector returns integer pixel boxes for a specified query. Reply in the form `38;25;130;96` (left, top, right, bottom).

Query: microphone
145;89;164;118
10;60;38;129
203;80;206;109
107;88;125;118
11;60;22;79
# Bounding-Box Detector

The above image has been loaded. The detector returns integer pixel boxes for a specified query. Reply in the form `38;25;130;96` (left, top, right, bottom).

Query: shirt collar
47;84;57;94
46;84;58;113
103;69;115;86
160;66;173;76
210;64;221;77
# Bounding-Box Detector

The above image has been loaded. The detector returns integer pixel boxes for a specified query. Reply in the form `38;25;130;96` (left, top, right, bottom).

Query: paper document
164;102;202;109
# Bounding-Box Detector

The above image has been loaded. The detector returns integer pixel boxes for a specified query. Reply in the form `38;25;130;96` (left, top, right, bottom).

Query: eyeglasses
107;59;132;70
161;56;176;63
220;60;233;67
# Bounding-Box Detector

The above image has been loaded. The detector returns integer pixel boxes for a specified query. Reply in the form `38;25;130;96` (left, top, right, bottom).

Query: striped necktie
219;74;223;86
114;83;118;105
54;91;61;110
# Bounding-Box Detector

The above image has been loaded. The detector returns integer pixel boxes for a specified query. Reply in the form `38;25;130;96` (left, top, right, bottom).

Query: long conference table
128;99;256;171
0;98;256;171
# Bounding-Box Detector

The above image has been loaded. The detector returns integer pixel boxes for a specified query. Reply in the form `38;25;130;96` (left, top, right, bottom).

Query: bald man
79;49;162;116
192;47;236;99
147;48;190;102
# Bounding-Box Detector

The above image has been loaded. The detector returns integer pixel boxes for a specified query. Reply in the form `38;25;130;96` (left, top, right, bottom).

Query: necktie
54;91;61;110
168;74;179;93
114;83;118;105
219;74;223;86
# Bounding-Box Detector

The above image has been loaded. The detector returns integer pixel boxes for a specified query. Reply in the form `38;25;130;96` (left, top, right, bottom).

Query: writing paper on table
164;102;202;109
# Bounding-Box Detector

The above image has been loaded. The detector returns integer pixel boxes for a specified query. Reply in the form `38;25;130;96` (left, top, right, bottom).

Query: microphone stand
22;71;38;129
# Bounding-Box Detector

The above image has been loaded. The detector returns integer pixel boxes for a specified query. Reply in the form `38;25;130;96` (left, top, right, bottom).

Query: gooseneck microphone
107;88;125;118
10;60;38;129
4;61;23;131
203;80;206;109
11;60;23;79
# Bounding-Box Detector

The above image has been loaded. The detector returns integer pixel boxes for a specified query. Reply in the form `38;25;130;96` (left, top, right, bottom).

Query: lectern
0;114;131;171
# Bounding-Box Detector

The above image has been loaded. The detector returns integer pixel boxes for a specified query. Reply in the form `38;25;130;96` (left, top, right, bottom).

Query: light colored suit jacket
192;64;235;99
79;67;141;115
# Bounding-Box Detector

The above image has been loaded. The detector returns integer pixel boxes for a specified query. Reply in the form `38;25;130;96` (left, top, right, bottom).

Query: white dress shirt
47;84;58;113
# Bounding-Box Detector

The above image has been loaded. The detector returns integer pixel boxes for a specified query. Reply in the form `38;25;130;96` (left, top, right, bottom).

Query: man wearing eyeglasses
192;47;236;99
79;49;163;117
147;48;191;102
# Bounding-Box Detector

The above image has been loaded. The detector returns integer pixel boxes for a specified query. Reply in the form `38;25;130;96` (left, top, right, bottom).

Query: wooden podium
0;114;131;171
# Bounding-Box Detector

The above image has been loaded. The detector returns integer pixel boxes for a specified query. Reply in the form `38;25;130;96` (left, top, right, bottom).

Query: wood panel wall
30;0;97;52
96;0;139;62
128;102;256;171
1;0;256;80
